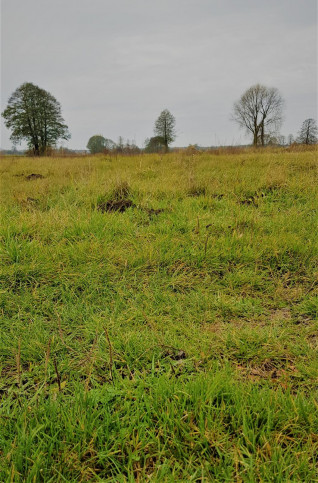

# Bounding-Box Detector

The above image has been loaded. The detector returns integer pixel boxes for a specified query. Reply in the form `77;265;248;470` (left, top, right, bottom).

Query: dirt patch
270;307;292;322
143;207;165;217
307;333;318;348
26;197;39;204
260;184;284;195
97;199;134;213
25;173;44;181
19;197;40;210
240;195;259;207
162;346;187;361
202;321;223;333
187;185;207;197
294;316;314;326
239;185;283;207
236;358;299;384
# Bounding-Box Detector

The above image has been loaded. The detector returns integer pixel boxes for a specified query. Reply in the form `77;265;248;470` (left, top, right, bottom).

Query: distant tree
1;82;70;155
259;133;286;146
154;109;176;151
144;136;166;153
116;136;125;152
297;118;317;144
287;134;294;145
232;84;284;146
279;135;286;146
87;135;115;153
123;140;140;155
184;144;200;154
57;146;74;155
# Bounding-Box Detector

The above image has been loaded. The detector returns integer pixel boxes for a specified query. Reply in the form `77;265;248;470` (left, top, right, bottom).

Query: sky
1;0;317;149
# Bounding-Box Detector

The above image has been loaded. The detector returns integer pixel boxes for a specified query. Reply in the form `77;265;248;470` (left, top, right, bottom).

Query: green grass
0;149;318;481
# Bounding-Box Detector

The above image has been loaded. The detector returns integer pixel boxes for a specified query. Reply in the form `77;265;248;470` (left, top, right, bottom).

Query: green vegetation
1;82;70;156
87;135;115;154
0;148;317;481
154;109;176;151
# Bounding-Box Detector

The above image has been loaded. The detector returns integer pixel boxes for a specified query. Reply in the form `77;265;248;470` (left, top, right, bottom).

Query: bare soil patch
97;199;134;213
143;207;165;216
25;173;45;180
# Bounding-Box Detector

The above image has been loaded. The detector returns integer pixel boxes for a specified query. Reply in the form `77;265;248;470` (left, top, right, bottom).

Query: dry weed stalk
16;338;21;388
204;233;210;257
44;337;52;387
104;327;114;383
84;332;98;393
53;356;61;392
57;317;75;352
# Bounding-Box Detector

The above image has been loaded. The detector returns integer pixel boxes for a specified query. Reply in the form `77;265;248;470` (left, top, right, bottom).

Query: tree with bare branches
232;84;284;146
297;118;317;145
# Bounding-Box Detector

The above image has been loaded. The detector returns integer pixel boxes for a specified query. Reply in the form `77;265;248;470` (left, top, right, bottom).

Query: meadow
0;148;317;482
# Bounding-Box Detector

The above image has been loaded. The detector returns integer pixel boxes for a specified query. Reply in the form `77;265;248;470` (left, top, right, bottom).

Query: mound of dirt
25;173;44;180
97;199;134;213
144;208;164;216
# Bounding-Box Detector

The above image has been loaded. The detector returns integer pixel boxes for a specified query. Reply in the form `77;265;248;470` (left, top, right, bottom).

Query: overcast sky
1;0;317;149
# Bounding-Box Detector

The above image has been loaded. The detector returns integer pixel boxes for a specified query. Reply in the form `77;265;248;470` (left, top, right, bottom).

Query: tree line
1;82;317;155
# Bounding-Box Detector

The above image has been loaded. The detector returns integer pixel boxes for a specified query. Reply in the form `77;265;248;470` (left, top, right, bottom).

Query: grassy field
0;148;317;482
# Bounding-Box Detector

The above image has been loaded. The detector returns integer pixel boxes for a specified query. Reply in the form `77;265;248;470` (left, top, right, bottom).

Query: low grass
0;148;317;481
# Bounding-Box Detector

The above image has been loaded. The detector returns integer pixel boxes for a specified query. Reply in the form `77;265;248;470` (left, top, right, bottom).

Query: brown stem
104;327;113;383
53;357;61;392
16;339;21;388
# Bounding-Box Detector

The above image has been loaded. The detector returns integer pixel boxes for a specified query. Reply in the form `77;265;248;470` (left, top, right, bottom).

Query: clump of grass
187;183;207;197
111;180;131;200
96;180;134;213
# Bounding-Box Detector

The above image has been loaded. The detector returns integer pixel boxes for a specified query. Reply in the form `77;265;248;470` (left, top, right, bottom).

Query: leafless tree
232;84;284;146
297;118;317;144
287;134;294;145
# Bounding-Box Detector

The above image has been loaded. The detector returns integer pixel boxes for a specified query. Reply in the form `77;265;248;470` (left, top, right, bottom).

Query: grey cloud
1;0;317;149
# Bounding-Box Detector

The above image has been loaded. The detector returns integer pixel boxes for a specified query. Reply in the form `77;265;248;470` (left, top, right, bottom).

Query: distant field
0;148;317;481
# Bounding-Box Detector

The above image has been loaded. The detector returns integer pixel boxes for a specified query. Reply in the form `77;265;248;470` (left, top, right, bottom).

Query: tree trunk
305;126;309;144
260;122;265;146
253;131;258;146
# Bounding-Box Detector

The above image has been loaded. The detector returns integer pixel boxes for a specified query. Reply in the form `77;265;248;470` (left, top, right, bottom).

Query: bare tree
287;134;294;145
232;84;284;146
297;118;317;145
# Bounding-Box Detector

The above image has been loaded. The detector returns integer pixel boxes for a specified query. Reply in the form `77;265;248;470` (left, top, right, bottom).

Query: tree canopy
87;135;115;153
297;118;317;145
144;136;166;153
154;109;176;151
232;84;284;146
2;82;70;155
